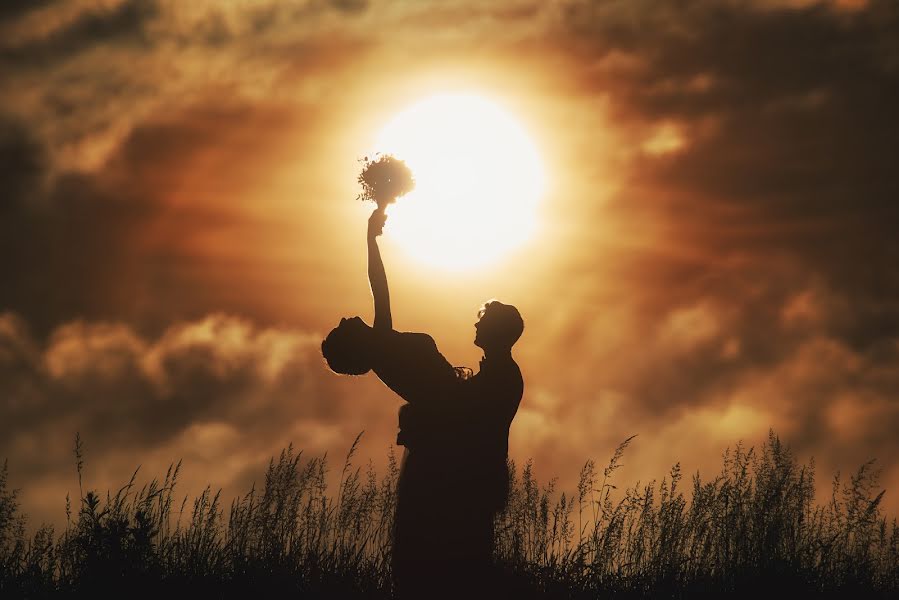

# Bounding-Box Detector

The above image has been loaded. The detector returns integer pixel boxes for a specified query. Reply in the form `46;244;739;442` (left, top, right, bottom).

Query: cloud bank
1;0;898;522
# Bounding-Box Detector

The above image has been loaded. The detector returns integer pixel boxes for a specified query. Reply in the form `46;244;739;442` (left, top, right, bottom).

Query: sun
373;93;545;270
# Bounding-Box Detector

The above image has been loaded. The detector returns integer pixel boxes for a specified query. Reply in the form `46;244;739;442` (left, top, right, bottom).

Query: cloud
0;0;379;336
1;311;402;527
0;0;58;24
3;312;316;462
516;0;899;498
0;92;352;337
531;0;899;409
0;1;157;65
2;0;899;525
0;0;370;173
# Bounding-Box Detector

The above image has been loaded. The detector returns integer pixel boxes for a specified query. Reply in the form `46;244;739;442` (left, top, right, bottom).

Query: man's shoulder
469;357;523;394
490;356;523;378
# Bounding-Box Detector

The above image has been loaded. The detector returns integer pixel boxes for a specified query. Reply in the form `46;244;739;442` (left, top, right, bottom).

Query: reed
1;430;896;597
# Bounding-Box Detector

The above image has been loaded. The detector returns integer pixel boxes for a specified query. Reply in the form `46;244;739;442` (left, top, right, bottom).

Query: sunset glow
3;0;899;555
374;93;545;270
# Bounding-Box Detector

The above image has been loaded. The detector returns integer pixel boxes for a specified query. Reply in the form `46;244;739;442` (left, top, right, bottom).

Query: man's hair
321;317;372;375
480;300;524;350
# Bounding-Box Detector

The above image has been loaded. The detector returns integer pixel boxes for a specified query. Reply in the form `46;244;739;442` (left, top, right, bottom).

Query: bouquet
356;153;415;209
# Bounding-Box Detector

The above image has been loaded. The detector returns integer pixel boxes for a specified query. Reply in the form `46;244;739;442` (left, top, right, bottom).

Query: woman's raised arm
367;208;392;331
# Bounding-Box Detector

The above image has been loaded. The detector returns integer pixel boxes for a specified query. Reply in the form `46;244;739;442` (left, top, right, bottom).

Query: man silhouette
321;208;523;597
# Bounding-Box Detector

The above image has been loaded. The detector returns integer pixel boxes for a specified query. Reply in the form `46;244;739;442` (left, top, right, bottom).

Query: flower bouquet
356;153;415;210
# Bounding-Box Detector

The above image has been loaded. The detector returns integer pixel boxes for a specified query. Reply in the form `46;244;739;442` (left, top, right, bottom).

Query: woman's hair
321;317;372;375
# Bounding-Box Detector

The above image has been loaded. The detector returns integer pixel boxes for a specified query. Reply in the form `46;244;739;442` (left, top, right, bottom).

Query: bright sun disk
374;93;545;270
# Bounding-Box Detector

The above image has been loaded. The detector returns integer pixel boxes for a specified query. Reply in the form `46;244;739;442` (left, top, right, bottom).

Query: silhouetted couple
322;208;523;598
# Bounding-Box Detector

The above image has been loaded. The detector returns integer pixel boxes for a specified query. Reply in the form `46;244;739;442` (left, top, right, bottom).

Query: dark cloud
1;311;401;527
0;0;369;179
0;136;168;337
0;310;391;474
0;98;331;337
0;114;149;335
578;4;897;229
0;115;46;205
330;0;369;14
0;1;158;68
512;0;899;495
0;0;57;23
2;0;899;523
551;0;899;355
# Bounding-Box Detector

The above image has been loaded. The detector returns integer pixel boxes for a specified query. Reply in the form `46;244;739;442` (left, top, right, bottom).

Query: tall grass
1;430;897;597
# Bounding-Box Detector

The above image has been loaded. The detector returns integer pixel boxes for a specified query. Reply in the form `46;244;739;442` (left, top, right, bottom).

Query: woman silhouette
322;208;523;598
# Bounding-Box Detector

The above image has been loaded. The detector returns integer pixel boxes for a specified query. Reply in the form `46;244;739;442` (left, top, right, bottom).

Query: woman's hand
368;208;387;240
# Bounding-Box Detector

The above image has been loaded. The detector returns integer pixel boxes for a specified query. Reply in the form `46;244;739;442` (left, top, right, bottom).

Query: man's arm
368;208;392;331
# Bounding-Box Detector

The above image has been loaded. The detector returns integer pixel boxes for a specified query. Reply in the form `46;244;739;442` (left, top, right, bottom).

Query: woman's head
321;316;373;375
474;300;523;352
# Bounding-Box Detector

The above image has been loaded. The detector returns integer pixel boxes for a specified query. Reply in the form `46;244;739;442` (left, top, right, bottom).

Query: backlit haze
2;0;898;527
375;93;545;270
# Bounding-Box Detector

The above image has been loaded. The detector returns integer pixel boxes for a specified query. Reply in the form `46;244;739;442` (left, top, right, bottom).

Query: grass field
1;430;897;598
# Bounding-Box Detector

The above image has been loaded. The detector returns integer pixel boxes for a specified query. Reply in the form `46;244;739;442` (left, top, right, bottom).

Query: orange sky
2;0;898;527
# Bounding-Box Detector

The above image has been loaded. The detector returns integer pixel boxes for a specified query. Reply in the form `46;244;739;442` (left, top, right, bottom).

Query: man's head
321;316;373;375
474;300;524;353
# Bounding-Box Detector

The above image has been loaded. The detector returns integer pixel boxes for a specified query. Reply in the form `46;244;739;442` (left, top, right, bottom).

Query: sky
2;0;898;527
